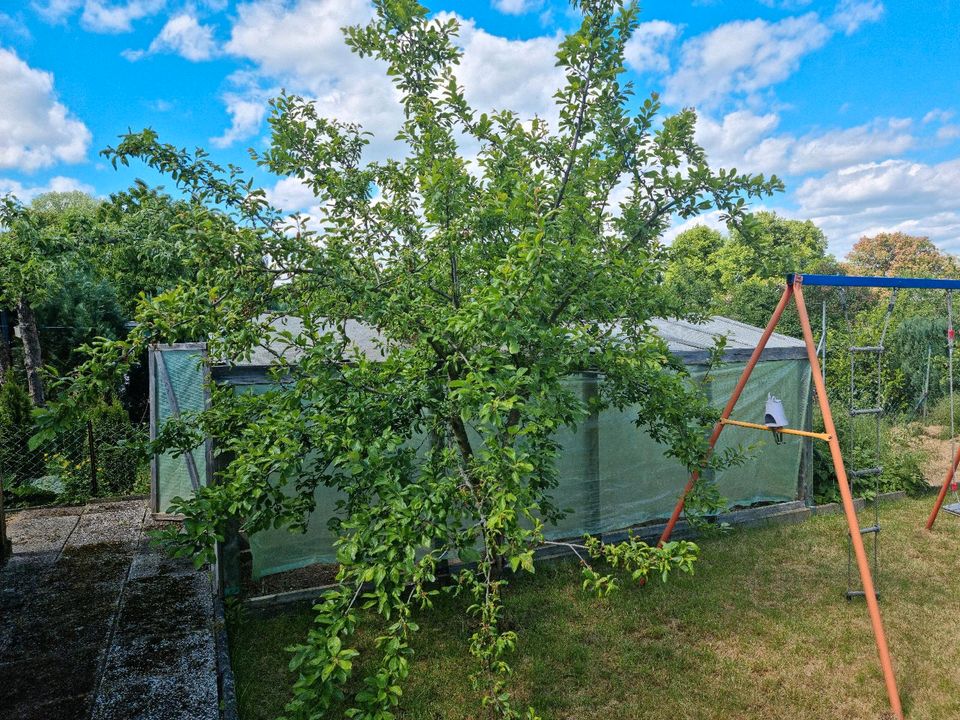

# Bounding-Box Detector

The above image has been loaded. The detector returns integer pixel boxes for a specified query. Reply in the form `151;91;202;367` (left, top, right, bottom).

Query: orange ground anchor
657;274;904;720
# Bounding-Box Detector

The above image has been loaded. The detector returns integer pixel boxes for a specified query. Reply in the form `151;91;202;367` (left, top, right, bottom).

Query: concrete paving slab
0;499;222;720
128;541;197;581
5;512;79;560
69;502;146;547
116;573;213;639
12;693;91;720
92;630;219;720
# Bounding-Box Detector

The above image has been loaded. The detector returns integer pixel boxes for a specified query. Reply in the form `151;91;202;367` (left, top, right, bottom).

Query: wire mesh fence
0;415;147;506
0;423;87;500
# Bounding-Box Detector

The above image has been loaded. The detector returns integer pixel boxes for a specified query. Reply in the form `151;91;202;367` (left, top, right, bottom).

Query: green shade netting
152;348;208;513
152;350;811;581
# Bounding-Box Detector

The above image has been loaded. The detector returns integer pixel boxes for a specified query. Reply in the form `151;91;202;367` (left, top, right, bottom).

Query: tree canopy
664;211;837;336
847;231;959;279
44;1;783;717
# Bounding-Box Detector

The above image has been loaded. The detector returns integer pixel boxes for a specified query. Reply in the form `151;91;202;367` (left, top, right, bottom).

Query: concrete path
0;499;221;720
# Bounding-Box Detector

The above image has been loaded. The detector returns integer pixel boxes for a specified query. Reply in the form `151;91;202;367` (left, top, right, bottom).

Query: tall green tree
663;225;724;315
0;194;97;405
91;182;196;316
847;231;958;279
49;1;782;717
0;192;116;404
665;212;838;336
0;187;197;404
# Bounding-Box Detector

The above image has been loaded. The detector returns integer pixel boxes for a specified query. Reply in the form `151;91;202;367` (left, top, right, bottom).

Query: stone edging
213;587;240;720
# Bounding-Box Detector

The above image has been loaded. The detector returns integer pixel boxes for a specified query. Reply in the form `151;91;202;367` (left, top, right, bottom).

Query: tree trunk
0;309;12;383
17;299;44;406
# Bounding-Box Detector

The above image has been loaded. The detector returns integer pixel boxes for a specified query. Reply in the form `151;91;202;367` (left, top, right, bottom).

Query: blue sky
1;0;958;256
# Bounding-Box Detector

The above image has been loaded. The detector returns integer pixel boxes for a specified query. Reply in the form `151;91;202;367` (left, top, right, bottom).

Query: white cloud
784;118;913;174
210;85;269;148
31;0;82;24
491;0;542;15
830;0;884;35
220;2;564;157
32;0;165;32
443;14;563;124
937;125;960;142
0;12;31;40
222;0;395;152
662;209;728;246
797;158;960;214
0;47;91;171
758;0;813;8
623;20;680;75
694;110;782;170
696;111;915;176
126;11;218;61
150;12;216;60
0;175;96;202
664;13;831;108
793;158;960;253
265;175;317;211
924;108;955;124
226;0;375;89
82;0;165;32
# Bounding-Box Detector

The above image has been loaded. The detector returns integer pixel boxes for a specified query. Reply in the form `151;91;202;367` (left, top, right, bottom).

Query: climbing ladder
940;291;960;517
843;288;896;601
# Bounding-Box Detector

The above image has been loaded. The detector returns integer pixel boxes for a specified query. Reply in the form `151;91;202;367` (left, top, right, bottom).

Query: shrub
0;373;43;487
89;400;145;496
41;399;146;503
813;419;929;504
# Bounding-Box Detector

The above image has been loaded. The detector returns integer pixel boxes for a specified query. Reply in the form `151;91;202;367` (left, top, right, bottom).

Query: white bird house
764;394;789;444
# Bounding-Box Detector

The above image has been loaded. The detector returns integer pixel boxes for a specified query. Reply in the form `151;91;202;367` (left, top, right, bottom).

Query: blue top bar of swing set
786;273;960;290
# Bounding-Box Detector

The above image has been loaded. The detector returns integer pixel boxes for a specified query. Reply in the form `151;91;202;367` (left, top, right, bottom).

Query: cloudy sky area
1;0;958;256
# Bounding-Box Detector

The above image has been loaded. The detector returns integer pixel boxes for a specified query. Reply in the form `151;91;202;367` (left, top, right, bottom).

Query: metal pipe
718;417;831;441
657;284;794;547
927;291;957;530
794;279;904;720
927;444;960;530
788;273;960;290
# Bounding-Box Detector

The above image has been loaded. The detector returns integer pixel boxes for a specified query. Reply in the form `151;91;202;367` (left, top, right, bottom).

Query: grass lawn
228;495;960;719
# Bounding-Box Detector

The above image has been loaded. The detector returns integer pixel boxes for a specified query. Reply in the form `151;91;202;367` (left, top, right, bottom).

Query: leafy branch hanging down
40;0;782;717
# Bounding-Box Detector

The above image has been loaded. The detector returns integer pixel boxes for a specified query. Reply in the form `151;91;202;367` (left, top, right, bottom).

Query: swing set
657;272;960;720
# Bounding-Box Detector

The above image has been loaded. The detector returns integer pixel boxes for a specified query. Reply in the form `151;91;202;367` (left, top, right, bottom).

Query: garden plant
40;1;784;717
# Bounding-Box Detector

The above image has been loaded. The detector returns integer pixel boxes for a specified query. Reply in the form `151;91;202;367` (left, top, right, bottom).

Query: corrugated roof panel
225;315;807;367
651;316;805;352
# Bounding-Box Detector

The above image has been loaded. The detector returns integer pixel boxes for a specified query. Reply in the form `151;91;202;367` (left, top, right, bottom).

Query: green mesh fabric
237;380;348;579
243;360;812;581
710;360;812;508
153;348;207;513
248;473;344;578
153;350;811;581
583;360;812;538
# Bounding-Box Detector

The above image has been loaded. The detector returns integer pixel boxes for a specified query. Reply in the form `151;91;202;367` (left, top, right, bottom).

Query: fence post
583;372;601;534
87;419;98;497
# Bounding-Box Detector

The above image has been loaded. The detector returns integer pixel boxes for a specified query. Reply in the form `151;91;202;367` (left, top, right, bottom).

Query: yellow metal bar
719;417;832;442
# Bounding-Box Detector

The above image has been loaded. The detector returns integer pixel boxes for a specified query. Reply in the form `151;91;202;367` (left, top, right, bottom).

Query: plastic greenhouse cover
153;348;208;513
153;349;811;581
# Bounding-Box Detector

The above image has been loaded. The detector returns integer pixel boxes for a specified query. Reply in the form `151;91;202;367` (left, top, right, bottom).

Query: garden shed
149;316;812;594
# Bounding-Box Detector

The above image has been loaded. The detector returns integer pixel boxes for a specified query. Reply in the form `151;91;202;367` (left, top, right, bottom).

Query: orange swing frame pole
925;443;960;530
656;283;795;546
657;275;904;720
